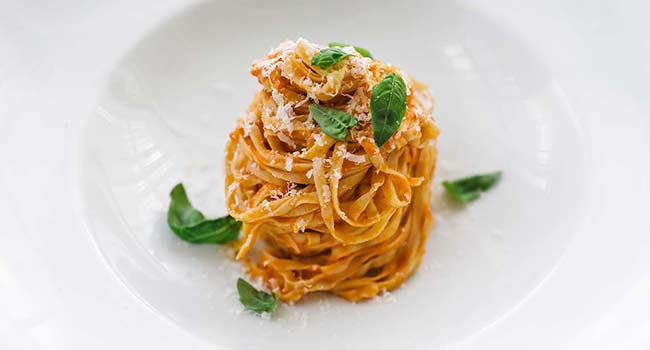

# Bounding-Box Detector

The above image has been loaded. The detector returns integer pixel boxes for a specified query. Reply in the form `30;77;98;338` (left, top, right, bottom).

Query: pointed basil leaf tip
442;171;502;203
370;73;408;147
311;47;351;69
237;278;276;314
328;42;373;59
309;104;358;141
167;183;241;244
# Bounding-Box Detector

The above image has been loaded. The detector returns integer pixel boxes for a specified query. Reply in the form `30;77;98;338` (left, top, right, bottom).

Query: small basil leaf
167;183;241;244
328;42;373;59
370;73;408;147
309;104;358;141
311;47;351;69
237;278;276;314
442;171;502;203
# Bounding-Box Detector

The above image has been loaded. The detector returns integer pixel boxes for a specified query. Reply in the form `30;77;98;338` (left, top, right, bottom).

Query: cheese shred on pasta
225;39;440;302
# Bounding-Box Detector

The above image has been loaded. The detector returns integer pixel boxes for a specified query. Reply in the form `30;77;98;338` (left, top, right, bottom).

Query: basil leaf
167;183;241;244
311;47;351;69
442;171;502;203
237;278;276;314
309;104;358;141
370;73;408;147
328;42;373;59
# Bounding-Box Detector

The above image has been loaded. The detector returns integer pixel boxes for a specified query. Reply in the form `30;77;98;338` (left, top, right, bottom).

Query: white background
1;1;649;349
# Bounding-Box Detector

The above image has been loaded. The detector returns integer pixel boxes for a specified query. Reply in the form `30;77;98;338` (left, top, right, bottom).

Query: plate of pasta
3;0;650;349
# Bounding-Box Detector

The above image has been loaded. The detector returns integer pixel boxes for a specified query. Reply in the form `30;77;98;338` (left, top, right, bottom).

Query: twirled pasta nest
225;39;439;302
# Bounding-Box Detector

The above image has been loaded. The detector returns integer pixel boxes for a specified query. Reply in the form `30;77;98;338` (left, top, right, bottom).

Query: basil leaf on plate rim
309;104;358;141
442;171;502;203
237;278;276;314
328;42;373;59
167;183;241;244
370;72;408;147
311;47;351;70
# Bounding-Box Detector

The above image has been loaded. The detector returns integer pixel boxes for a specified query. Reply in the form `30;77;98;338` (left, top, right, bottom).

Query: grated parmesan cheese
285;156;293;171
261;199;272;213
242;112;256;137
275;104;293;132
269;189;282;200
312;133;325;146
356;113;371;123
346;86;371;118
306;92;319;104
295;217;306;232
312;157;322;169
322;185;331;203
271;89;295;132
262;106;273;118
349;56;371;79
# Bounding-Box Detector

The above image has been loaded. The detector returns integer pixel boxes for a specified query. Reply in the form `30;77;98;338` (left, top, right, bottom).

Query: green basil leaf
311;47;351;69
442;171;502;203
328;42;373;59
370;73;408;147
167;183;241;244
237;278;276;314
309;104;358;141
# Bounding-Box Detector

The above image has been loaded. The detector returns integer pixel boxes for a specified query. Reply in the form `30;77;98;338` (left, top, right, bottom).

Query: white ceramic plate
2;1;650;349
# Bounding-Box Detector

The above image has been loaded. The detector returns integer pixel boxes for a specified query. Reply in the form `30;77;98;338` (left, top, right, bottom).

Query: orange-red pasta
225;39;440;302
